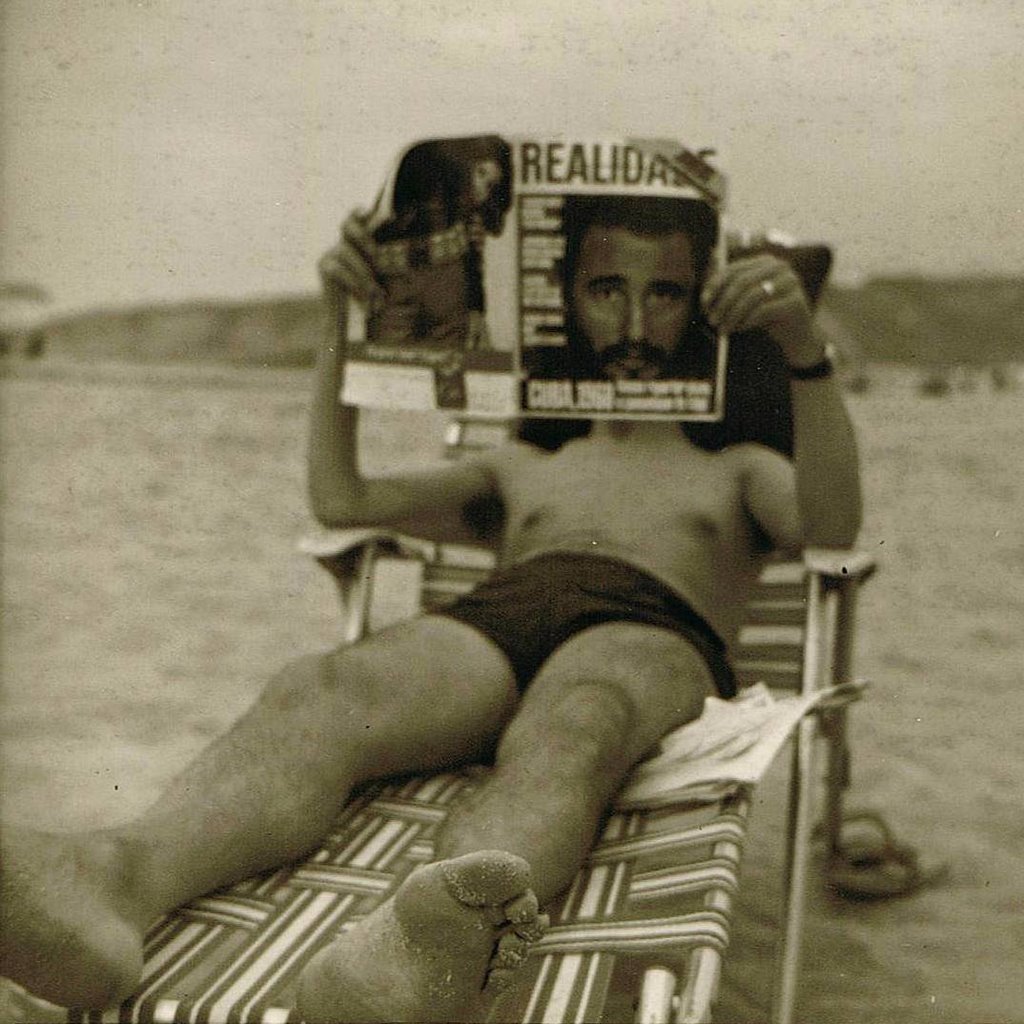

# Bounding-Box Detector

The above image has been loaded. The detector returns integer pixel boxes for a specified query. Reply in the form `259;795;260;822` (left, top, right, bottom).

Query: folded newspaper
616;683;836;810
341;135;729;421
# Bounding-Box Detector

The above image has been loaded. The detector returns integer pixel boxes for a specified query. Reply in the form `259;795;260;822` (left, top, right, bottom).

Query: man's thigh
327;613;520;779
509;622;716;767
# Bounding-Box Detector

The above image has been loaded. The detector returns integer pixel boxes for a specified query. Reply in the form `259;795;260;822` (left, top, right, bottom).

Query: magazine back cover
340;135;728;420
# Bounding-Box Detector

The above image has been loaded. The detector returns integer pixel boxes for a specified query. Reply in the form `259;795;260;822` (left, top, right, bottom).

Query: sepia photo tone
2;3;1023;1022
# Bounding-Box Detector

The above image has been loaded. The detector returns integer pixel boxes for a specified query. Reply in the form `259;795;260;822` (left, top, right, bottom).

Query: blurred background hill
2;294;322;368
4;280;1021;380
827;278;1024;367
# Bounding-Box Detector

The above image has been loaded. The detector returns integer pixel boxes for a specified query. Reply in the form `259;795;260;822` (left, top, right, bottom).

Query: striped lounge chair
35;229;879;1024
59;408;875;1024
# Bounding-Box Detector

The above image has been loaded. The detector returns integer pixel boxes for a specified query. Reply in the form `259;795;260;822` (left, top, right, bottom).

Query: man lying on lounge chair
0;192;861;1023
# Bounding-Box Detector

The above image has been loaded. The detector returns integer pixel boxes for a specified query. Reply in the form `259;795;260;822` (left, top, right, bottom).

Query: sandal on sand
825;811;950;901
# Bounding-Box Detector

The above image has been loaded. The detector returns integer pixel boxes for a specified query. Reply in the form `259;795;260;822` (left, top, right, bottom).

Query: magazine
340;135;728;420
615;683;858;810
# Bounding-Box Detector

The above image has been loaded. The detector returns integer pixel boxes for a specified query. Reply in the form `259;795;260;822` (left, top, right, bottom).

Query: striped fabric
74;777;751;1024
65;550;823;1023
503;798;749;1024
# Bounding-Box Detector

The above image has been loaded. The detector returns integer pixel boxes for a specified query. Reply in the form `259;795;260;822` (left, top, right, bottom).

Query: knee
498;679;638;774
264;649;345;712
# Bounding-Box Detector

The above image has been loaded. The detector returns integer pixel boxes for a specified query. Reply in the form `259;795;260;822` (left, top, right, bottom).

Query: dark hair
557;194;718;376
560;195;718;300
519;193;725;450
377;135;513;240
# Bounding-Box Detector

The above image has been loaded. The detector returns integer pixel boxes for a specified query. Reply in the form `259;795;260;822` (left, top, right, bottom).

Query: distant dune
4;278;1023;371
31;295;325;368
827;277;1024;365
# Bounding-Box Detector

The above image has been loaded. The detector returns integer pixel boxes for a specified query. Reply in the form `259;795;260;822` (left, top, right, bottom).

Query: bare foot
0;828;147;1009
296;850;548;1023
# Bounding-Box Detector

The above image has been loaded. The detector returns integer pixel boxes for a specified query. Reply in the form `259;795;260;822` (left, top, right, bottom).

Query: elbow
798;460;864;550
838;481;865;546
804;527;861;552
310;504;344;529
307;483;362;530
309;503;361;531
308;495;338;529
802;495;863;551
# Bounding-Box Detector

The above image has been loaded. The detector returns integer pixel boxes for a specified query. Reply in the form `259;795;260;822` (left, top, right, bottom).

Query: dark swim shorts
439;552;737;699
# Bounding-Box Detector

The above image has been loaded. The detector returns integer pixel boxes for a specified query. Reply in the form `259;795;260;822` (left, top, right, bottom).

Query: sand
2;358;1023;1022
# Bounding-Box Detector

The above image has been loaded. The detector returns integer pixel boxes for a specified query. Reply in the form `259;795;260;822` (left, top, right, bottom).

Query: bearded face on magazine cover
560;195;719;381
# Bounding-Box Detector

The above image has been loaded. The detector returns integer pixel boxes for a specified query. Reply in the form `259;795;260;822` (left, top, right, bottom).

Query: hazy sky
2;1;1022;315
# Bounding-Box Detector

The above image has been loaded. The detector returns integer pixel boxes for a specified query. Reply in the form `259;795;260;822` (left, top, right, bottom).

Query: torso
483;421;785;645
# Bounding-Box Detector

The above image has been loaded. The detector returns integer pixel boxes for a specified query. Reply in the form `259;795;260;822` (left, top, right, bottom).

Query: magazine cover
340;135;728;420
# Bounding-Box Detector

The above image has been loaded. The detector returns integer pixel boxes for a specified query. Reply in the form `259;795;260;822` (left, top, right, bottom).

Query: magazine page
615;684;833;810
339;134;517;416
340;135;728;420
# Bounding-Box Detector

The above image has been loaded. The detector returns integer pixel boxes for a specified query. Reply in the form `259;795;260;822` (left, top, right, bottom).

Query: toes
483;966;518;995
482;914;549;996
483;888;541;929
513;912;549;943
440;851;532;908
503;891;539;925
492;931;531;970
483;903;508;926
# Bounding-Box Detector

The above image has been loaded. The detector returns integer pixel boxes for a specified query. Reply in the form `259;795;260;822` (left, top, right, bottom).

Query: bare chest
496;436;748;544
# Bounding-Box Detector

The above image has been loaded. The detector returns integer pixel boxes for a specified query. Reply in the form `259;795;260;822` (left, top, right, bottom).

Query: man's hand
318;210;383;304
700;254;824;368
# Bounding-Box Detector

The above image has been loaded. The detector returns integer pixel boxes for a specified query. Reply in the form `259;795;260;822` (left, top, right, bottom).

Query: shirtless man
0;194;861;1022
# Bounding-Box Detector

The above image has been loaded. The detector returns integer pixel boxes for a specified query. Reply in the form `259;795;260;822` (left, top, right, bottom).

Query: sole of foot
296;849;547;1023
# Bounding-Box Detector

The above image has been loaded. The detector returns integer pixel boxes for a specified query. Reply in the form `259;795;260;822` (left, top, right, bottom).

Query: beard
595;340;673;380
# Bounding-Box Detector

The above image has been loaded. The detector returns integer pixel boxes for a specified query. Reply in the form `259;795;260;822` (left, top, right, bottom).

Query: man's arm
704;254;863;548
307;213;500;545
784;326;863;547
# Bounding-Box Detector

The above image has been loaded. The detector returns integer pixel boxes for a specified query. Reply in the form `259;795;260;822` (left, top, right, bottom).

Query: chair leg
636;965;677;1023
820;705;851;859
674;949;721;1023
770;713;819;1024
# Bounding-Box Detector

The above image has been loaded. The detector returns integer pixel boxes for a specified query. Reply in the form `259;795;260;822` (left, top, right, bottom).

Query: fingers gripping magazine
340;136;729;420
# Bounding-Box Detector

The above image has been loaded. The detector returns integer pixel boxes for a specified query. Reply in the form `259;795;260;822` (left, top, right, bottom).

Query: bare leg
0;616;517;1009
297;623;715;1022
436;623;716;902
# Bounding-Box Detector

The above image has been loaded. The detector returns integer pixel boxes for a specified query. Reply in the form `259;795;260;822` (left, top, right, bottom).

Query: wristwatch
788;349;834;380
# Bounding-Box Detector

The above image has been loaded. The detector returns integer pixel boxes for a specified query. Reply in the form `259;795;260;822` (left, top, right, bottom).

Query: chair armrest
298;526;438;563
803;547;877;584
298;528;436;642
798;547;876;698
299;527;496;641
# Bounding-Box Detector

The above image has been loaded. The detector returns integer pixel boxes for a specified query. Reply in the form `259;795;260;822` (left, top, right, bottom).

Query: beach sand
2;359;1022;1022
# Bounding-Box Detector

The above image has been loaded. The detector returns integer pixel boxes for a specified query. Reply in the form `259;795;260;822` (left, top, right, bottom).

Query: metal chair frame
302;418;876;1024
58;419;874;1024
